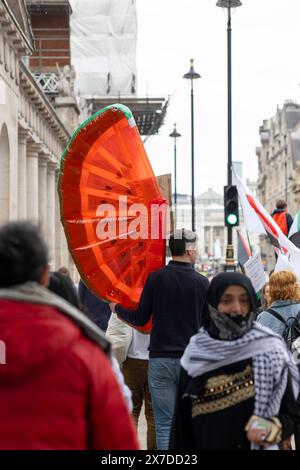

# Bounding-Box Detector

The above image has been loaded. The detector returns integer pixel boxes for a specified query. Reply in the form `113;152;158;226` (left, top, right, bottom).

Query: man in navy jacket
110;228;209;449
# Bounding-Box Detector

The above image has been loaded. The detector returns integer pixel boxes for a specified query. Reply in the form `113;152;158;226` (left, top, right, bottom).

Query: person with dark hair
110;228;209;449
0;220;49;287
258;282;271;313
78;279;111;332
170;272;300;450
48;271;80;309
57;266;70;276
0;221;138;450
49;274;132;412
271;200;293;236
106;314;156;450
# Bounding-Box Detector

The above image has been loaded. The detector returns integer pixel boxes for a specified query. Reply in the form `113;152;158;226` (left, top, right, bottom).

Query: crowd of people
0;220;299;450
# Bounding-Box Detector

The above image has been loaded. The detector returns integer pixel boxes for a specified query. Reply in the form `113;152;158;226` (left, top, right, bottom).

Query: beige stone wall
256;103;300;272
257;104;298;215
0;35;20;222
0;2;78;277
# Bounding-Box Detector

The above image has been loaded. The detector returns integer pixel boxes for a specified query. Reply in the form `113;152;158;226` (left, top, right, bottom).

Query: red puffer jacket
0;300;139;450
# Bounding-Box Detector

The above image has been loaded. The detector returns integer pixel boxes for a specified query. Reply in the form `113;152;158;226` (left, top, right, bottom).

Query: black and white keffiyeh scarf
181;322;300;450
208;305;255;340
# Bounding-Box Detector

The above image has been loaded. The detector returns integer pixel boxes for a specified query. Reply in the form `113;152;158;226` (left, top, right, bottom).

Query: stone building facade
256;100;300;270
0;0;76;273
256;100;300;214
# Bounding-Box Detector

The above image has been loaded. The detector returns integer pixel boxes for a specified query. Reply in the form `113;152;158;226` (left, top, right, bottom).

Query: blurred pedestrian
107;313;156;449
57;266;70;276
271;200;293;236
257;271;300;336
57;265;78;292
257;270;300;449
0;221;138;450
49;271;133;412
110;228;209;449
78;279;111;332
257;283;271;314
48;271;80;308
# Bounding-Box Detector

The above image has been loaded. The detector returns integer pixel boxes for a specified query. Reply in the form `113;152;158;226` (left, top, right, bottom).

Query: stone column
198;203;205;258
26;143;40;222
60;232;69;268
209;226;214;257
47;161;57;268
18;129;27;219
9;129;18;220
38;154;49;237
54;168;62;270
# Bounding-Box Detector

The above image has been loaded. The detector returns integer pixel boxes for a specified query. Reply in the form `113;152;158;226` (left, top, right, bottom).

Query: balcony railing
33;72;59;94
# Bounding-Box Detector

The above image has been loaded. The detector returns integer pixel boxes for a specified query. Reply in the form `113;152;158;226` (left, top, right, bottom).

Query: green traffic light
226;214;238;225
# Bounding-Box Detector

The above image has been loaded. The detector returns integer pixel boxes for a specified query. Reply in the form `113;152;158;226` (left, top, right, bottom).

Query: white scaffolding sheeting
71;0;137;96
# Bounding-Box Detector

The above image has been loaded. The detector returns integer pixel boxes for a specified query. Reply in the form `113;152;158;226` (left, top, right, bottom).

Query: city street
1;0;300;456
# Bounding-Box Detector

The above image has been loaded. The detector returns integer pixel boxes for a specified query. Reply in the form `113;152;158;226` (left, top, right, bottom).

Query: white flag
274;251;300;283
234;174;266;235
235;174;300;254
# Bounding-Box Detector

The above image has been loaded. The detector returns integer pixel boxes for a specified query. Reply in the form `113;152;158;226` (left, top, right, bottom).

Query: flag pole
245;229;253;256
237;193;252;256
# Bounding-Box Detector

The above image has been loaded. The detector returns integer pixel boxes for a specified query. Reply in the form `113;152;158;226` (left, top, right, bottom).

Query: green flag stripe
297;212;300;232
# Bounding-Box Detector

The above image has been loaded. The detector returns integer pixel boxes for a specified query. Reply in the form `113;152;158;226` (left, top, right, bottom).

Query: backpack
267;308;300;352
272;211;288;236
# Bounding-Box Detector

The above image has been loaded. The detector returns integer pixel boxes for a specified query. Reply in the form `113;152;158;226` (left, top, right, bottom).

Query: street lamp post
183;59;200;233
216;0;242;268
169;123;181;229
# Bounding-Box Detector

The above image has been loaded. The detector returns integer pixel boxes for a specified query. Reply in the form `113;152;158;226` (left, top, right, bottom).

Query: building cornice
0;1;34;55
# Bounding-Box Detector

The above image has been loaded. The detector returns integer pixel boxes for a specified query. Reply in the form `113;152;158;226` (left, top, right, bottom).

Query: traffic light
224;185;239;227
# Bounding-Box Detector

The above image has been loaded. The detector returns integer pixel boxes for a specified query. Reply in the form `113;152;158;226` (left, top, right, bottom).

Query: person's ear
40;265;50;287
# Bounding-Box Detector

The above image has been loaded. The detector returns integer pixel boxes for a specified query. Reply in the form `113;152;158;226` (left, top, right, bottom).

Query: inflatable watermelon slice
58;104;167;333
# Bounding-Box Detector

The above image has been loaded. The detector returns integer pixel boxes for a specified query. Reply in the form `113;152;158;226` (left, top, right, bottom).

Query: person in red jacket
271;199;293;236
0;221;139;450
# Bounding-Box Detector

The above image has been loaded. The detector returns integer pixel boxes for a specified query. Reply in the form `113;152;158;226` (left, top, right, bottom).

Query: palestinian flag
289;210;300;248
235;173;288;255
237;231;252;267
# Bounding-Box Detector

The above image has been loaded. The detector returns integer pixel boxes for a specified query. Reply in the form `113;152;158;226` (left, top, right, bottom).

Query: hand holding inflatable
58;104;167;332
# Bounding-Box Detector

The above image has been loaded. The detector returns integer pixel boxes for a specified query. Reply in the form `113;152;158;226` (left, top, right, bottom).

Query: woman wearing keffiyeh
169;272;300;450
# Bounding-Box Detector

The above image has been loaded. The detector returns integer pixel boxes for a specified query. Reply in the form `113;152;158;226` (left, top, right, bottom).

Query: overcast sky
136;0;300;197
70;0;300;198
